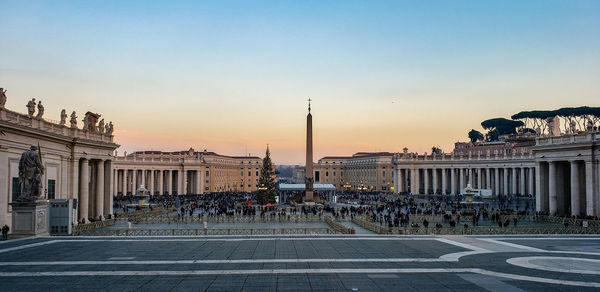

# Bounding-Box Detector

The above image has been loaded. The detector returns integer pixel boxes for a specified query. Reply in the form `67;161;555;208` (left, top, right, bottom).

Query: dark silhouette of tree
481;118;524;141
468;129;484;143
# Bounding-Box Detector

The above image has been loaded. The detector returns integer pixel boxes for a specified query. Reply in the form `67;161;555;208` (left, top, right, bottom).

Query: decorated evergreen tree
257;146;276;205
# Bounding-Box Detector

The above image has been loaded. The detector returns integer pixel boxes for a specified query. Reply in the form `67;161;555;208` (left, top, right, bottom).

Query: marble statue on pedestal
17;146;45;202
59;109;67;126
36;101;44;118
98;119;105;134
106;121;114;135
0;88;6;108
70;111;78;128
26;99;36;117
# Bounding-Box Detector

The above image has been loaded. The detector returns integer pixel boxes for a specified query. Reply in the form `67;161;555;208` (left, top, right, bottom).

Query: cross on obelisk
305;98;314;202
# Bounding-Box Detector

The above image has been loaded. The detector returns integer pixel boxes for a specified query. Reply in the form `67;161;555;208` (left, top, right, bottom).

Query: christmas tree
257;145;276;205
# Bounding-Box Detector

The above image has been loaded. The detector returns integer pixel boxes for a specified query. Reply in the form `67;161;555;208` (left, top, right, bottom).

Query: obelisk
305;99;314;202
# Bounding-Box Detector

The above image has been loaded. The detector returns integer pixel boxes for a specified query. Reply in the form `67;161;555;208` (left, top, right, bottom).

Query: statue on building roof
105;121;114;135
17;145;45;202
0;88;6;108
26;98;36;117
36;101;44;118
70;111;78;128
98;119;105;134
59;109;67;126
82;111;100;132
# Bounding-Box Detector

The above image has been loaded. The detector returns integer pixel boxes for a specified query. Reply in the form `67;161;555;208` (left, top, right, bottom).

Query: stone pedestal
10;201;49;237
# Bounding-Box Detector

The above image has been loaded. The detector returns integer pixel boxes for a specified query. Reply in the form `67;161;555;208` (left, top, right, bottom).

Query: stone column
441;169;447;195
459;168;464;191
519;167;526;195
166;170;172;195
468;168;473;186
585;161;595;216
415;168;420;194
196;170;202;194
121;169;127;196
570;161;581;216
423;168;429;194
512;167;518;195
450;168;456;195
104;160;113;217
432;168;438;194
486;168;491;190
78;158;89;223
112;169;117;197
141;170;146;187
158;170;164;195
477;168;482;189
71;157;80;223
149;170;155;195
528;167;534;196
95;160;104;220
503;168;509;196
132;169;137;191
549;161;557;215
182;169;188;195
494;168;500;196
535;162;548;212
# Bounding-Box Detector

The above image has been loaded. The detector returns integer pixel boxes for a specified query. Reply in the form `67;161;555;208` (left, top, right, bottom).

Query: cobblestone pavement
1;235;599;291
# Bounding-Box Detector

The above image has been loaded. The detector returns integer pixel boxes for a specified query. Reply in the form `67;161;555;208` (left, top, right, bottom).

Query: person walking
1;224;9;240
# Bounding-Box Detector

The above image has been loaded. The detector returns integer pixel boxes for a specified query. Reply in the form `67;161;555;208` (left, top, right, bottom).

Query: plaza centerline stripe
0;268;598;287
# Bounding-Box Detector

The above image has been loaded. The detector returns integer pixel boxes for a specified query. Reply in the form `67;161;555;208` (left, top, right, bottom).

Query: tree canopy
467;129;484;143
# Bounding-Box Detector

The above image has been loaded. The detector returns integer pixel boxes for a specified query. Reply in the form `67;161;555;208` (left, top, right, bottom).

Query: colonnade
77;158;113;223
536;160;598;216
396;166;535;197
113;168;206;196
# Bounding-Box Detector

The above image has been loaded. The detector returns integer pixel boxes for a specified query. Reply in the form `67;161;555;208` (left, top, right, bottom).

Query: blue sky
1;1;599;164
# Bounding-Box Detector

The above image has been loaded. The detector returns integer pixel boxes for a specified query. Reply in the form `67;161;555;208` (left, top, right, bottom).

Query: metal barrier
72;219;116;235
324;216;355;234
127;213;324;224
351;216;600;235
78;227;335;236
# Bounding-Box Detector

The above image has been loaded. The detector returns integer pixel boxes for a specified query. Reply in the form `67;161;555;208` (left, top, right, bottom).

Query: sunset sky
1;1;599;164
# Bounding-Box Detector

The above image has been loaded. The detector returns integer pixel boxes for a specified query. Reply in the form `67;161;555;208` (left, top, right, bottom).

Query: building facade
113;149;263;195
0;99;118;225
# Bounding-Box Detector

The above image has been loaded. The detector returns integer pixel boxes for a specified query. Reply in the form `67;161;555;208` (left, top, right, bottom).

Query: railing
127;213;324;224
72;219;116;235
325;215;355;234
77;227;335;236
351;216;600;235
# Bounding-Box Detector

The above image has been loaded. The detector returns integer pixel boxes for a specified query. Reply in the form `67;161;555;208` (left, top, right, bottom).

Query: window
205;180;209;184
205;187;209;191
205;171;210;177
326;171;329;177
47;179;56;199
333;171;336;177
241;171;244;176
382;171;386;177
256;171;259;176
248;171;251;176
315;171;320;182
11;178;20;202
341;171;344;177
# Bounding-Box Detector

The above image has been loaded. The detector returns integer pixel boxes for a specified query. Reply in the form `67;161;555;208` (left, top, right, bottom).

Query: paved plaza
1;235;599;291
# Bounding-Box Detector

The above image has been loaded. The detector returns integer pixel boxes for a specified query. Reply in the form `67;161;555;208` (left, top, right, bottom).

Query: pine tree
257;145;276;205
